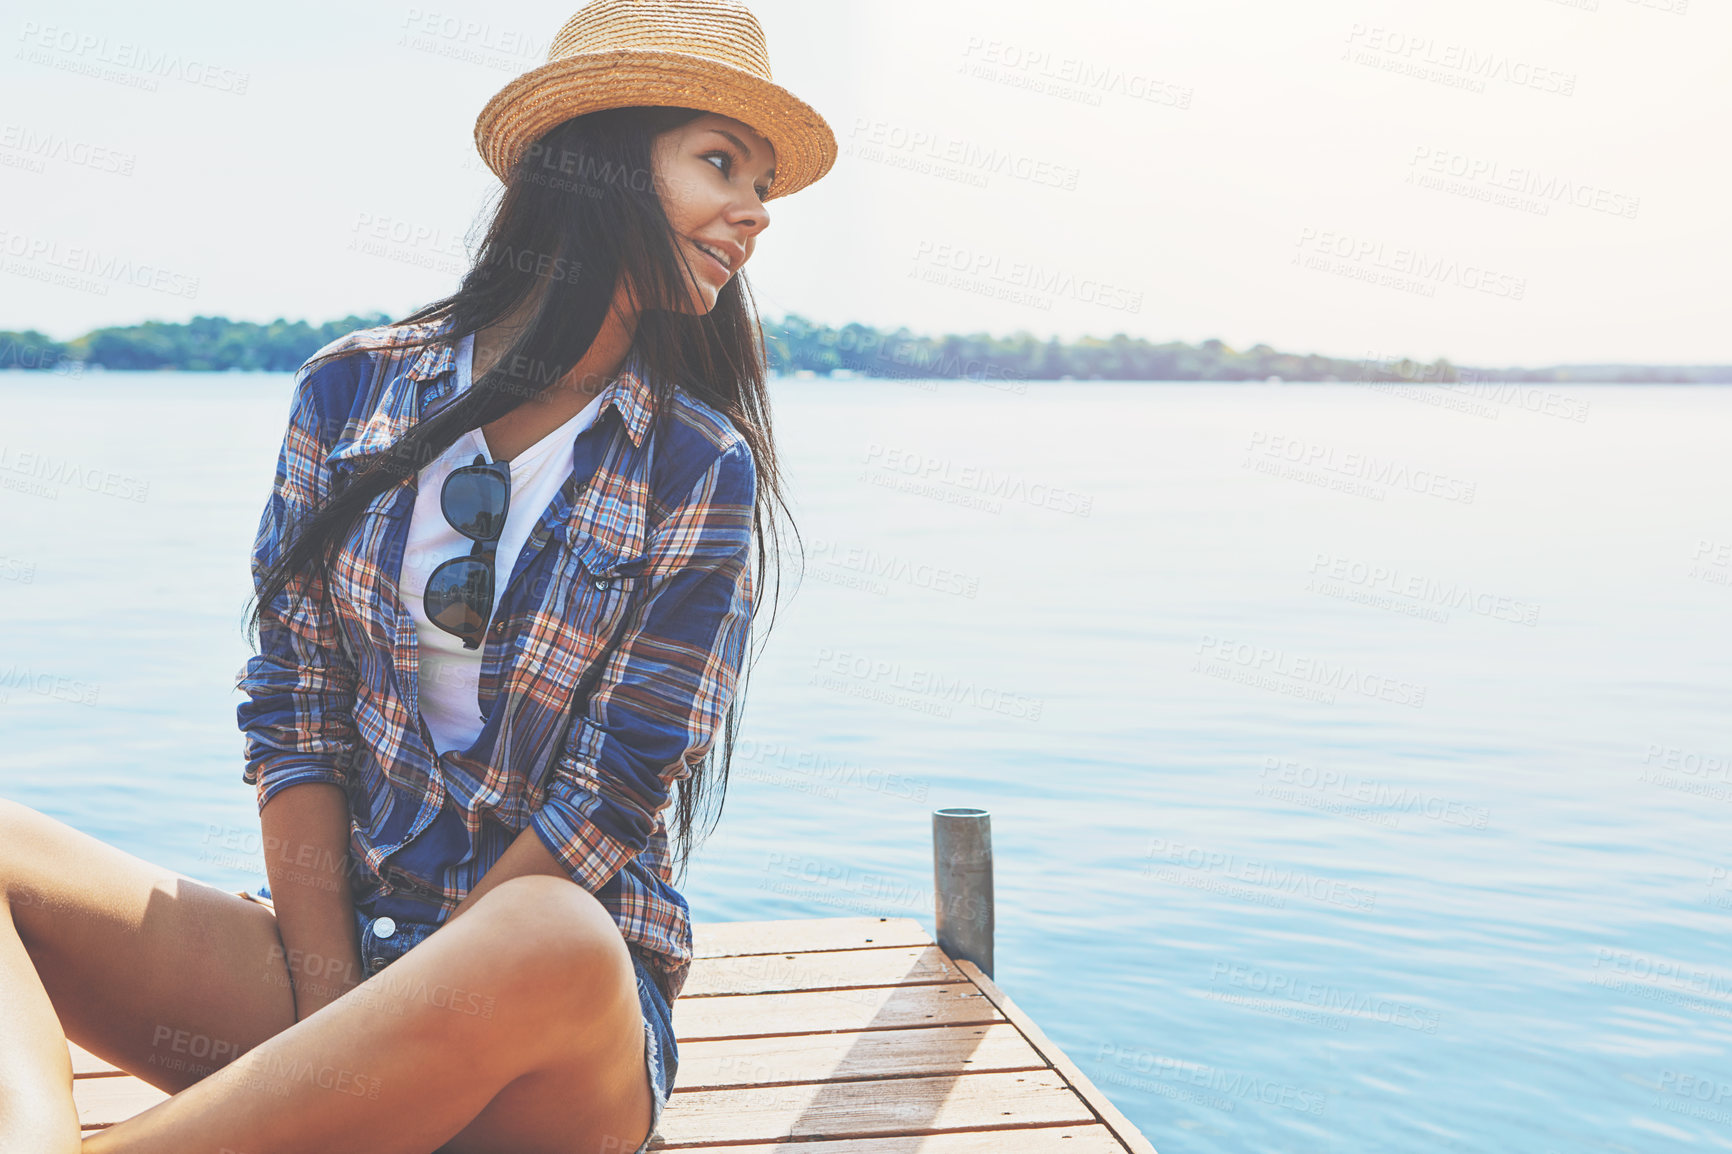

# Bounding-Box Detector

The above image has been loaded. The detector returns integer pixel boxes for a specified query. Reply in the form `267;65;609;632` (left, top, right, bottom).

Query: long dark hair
243;105;798;883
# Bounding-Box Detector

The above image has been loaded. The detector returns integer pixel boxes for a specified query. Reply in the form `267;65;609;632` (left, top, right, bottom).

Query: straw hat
473;0;837;201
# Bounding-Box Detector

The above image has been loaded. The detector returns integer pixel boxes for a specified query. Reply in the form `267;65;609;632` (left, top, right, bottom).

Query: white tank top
400;331;608;755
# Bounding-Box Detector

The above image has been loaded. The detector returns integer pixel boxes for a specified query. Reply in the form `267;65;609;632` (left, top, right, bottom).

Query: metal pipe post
932;806;994;978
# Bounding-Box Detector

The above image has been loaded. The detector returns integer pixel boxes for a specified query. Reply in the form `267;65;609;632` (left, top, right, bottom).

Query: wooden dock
70;914;1156;1152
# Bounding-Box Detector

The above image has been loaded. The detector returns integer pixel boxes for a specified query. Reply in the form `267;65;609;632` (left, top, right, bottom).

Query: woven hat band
548;0;774;80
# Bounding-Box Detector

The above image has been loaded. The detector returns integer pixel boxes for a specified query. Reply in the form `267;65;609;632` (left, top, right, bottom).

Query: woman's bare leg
0;800;652;1154
80;873;652;1154
0;889;81;1153
0;797;299;1153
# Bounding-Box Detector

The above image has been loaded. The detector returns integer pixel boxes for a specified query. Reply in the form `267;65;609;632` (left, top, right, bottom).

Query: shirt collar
411;314;656;449
402;324;458;384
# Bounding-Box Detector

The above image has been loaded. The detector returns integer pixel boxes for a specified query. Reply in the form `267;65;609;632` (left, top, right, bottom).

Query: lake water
1;371;1729;1153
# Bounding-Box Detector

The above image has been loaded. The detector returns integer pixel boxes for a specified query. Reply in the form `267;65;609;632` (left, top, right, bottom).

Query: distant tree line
2;313;1727;383
0;314;393;373
764;317;1407;383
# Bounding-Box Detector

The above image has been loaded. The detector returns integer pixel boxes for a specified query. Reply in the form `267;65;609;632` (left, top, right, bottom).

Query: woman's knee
0;797;58;905
467;875;632;1002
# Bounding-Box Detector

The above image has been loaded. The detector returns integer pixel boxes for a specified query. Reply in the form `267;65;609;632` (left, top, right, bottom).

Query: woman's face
650;112;776;313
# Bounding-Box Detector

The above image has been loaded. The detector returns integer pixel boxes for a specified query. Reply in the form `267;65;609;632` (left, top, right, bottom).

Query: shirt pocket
540;536;648;658
514;544;649;808
553;456;653;635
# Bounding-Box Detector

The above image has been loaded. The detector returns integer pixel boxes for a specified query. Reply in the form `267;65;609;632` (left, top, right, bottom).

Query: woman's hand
445;823;573;928
288;941;366;1022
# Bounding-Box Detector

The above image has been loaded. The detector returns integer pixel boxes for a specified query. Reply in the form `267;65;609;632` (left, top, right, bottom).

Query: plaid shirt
233;316;756;1002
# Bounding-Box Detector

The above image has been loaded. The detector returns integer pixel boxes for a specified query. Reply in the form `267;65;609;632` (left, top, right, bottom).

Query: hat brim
473;48;837;201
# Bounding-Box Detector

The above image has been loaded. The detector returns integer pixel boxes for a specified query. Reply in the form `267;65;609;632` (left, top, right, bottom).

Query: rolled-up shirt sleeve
530;439;756;893
234;362;361;811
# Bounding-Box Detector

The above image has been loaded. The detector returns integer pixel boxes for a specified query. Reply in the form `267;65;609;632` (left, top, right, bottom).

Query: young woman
0;3;835;1152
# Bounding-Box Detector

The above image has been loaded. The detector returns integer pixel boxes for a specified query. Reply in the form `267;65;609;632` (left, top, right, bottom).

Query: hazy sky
2;0;1725;366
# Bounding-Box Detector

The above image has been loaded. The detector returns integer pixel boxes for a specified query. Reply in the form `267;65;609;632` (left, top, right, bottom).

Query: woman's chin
682;285;722;314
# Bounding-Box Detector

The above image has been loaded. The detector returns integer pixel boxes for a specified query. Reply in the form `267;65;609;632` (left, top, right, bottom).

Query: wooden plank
676;1022;1046;1089
693;916;931;958
680;945;963;998
74;1074;167;1129
654;1069;1096;1147
657;1126;1130;1153
63;917;1151;1154
953;960;1158;1154
673;982;1003;1041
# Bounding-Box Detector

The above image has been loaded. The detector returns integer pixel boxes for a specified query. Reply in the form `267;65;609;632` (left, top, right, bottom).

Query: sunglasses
424;453;512;650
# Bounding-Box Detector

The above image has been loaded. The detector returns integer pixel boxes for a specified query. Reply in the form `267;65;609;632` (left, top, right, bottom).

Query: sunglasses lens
425;557;494;637
443;468;507;540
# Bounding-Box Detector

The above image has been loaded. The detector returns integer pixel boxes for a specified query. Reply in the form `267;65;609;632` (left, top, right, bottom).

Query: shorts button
373;915;397;939
368;956;387;975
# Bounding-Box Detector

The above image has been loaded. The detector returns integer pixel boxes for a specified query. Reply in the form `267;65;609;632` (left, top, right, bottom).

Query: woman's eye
704;150;769;200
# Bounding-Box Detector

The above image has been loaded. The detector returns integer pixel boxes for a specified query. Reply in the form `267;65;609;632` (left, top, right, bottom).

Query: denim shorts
250;884;677;1153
